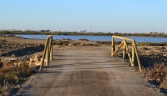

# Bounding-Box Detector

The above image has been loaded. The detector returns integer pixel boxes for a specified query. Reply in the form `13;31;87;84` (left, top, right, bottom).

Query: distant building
8;29;15;31
24;29;32;32
159;32;165;34
50;30;56;32
146;31;165;34
79;29;86;32
151;32;159;34
145;31;152;34
41;30;50;32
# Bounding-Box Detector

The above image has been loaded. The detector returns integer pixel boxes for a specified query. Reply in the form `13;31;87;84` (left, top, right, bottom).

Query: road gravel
16;46;165;96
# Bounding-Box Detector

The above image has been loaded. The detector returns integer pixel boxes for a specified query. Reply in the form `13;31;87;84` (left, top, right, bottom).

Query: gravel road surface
16;46;164;96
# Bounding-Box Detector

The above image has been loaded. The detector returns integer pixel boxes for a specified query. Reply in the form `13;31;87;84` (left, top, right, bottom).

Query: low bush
145;63;167;89
53;40;69;45
0;39;7;43
137;42;167;46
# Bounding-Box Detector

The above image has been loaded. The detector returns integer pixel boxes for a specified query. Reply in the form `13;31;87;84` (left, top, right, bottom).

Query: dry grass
0;60;36;95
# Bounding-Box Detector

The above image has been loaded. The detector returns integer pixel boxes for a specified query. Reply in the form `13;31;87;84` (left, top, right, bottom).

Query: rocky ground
0;35;45;58
0;42;44;57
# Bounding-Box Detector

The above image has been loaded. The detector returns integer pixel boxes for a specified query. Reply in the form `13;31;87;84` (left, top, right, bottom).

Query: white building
79;29;86;32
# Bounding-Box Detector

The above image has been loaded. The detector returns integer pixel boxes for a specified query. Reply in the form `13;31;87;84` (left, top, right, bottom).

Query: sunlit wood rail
111;35;142;72
39;35;53;71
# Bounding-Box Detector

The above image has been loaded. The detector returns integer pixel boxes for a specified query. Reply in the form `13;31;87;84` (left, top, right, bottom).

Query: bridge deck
16;46;164;96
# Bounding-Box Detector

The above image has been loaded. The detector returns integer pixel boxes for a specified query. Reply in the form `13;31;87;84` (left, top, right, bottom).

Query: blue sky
0;0;167;32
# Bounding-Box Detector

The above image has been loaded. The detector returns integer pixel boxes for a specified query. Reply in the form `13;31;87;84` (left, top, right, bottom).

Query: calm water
15;35;167;43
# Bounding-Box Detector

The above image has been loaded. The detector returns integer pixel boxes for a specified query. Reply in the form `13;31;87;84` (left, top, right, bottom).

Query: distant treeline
0;31;167;37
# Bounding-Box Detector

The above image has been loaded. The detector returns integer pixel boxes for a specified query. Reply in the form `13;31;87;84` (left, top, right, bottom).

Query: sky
0;0;167;32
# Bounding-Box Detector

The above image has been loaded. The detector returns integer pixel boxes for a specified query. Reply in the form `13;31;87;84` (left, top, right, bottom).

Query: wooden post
39;35;53;71
39;37;49;71
46;35;53;66
111;36;115;56
50;36;53;61
46;40;50;66
133;40;142;72
124;41;134;66
123;39;126;61
132;41;135;66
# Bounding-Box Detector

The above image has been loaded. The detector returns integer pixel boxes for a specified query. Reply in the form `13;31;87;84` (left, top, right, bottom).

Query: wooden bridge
16;36;164;96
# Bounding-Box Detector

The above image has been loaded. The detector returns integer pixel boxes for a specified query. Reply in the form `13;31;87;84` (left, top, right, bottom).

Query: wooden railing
111;36;142;72
39;35;53;71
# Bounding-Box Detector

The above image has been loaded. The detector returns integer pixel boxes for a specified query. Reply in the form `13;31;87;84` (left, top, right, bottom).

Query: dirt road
16;46;164;96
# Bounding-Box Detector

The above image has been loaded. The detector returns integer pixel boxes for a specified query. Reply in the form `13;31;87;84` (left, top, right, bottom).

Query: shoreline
2;34;167;43
1;31;167;38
